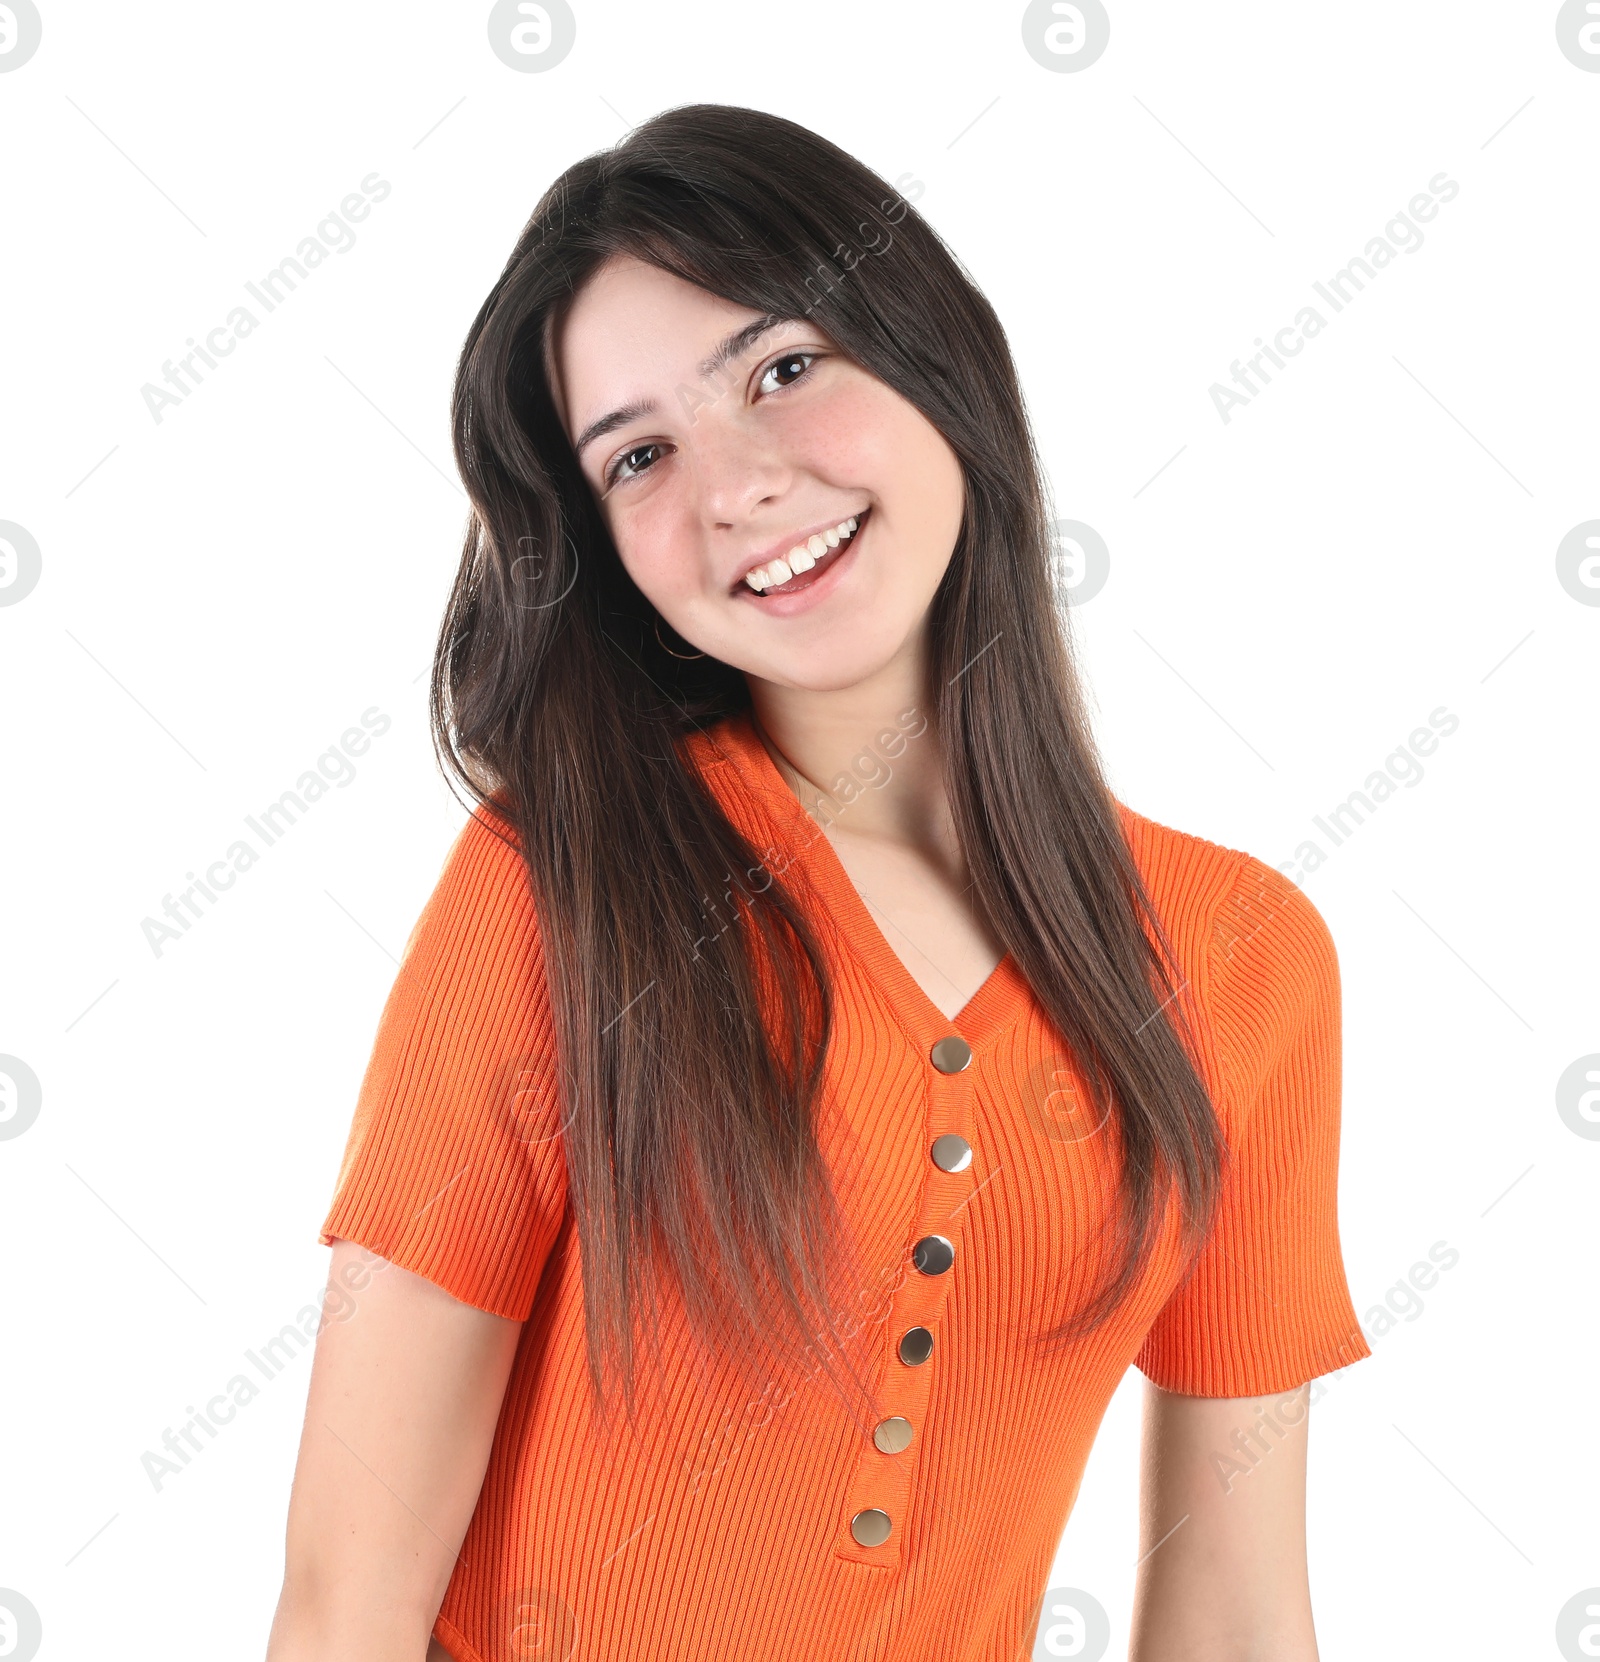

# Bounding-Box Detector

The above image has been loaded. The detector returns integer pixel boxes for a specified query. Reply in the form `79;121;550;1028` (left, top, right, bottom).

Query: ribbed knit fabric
318;708;1370;1662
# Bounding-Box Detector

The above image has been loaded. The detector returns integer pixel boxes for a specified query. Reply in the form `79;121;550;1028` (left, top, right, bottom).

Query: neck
743;635;949;850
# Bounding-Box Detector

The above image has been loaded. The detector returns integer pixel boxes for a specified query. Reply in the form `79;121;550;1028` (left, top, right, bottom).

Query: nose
687;407;793;527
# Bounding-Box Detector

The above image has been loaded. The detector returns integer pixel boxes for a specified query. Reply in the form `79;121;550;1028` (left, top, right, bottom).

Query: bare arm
1128;1380;1320;1662
265;1240;525;1662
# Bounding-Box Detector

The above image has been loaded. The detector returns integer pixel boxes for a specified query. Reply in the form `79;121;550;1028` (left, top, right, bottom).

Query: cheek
766;378;890;479
605;489;699;607
784;380;957;507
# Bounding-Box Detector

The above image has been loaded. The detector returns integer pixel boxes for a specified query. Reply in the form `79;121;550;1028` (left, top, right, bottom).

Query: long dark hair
431;102;1226;1436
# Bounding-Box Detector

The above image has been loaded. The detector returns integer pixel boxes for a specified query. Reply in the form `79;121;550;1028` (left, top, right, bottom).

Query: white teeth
742;513;864;593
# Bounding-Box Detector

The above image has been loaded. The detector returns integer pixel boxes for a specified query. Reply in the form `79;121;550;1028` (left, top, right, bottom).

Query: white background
2;3;1595;1658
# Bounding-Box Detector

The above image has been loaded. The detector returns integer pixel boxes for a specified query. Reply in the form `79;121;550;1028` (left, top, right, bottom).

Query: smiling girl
266;104;1370;1662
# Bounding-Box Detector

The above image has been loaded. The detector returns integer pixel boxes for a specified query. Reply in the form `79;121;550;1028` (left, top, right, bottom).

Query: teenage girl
265;104;1369;1662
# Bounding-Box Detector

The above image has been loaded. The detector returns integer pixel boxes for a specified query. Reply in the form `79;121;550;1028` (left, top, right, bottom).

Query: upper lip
728;508;868;592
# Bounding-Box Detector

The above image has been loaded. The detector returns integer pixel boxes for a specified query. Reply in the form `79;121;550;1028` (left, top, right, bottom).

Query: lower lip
734;513;868;617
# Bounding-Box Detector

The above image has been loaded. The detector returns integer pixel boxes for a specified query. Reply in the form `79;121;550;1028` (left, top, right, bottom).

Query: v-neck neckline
702;707;1028;1054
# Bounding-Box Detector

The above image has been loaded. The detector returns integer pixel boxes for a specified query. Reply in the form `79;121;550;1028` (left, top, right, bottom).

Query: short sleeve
318;802;569;1321
1134;856;1370;1397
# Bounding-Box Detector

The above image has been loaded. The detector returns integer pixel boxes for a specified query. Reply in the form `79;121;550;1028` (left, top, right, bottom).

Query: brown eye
757;351;819;396
607;442;662;487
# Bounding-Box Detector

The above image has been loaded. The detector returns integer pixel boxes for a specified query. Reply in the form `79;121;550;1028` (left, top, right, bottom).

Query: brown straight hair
431;102;1227;1435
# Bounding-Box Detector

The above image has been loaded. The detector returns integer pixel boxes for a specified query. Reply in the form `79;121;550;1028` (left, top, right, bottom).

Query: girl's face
547;255;966;693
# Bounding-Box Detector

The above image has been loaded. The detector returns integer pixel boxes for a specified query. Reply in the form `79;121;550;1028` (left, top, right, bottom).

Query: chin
741;630;919;696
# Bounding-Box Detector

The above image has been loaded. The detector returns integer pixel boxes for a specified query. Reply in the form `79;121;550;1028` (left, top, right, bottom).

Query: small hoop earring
653;614;707;660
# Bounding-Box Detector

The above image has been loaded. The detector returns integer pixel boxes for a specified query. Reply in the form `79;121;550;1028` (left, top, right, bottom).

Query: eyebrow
571;313;786;460
699;313;783;381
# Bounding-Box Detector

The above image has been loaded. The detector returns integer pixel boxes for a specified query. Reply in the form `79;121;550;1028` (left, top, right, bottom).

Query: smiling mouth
737;509;870;598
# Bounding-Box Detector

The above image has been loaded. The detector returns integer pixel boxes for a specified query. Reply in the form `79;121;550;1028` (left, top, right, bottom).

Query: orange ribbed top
318;707;1370;1662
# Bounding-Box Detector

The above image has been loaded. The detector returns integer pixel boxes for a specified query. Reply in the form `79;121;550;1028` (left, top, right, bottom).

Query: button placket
836;1036;978;1566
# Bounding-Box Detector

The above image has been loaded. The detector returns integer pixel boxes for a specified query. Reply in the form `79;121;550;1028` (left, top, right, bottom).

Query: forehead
547;256;763;433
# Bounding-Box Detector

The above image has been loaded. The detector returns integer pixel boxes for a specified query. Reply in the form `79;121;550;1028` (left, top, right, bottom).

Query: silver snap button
931;1035;972;1073
930;1132;972;1172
